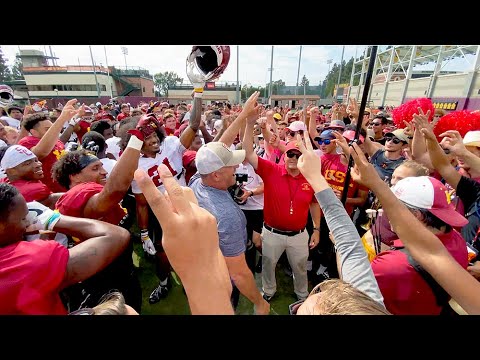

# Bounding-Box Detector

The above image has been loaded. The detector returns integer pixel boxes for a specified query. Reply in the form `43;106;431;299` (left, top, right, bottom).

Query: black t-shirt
456;176;480;246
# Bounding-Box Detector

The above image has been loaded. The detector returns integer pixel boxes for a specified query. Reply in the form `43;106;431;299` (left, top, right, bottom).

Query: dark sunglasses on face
364;112;370;116
288;130;304;137
317;138;332;145
371;122;382;126
385;136;403;144
286;151;301;159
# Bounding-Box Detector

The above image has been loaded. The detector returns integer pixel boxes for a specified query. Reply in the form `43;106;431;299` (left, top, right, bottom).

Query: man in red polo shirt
243;114;321;301
371;176;468;315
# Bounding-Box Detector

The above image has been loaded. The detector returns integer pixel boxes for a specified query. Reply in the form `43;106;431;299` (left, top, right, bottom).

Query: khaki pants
261;226;309;299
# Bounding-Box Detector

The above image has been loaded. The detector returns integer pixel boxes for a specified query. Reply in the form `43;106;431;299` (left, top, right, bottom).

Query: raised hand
295;133;323;185
332;130;349;154
438;130;468;156
349;142;382;189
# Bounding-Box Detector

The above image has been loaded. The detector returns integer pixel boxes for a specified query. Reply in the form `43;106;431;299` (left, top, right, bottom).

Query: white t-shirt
100;158;117;177
106;136;121;160
131;135;186;194
237;162;264;211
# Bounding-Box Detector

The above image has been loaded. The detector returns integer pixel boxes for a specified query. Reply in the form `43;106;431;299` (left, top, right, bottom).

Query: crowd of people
1;79;480;316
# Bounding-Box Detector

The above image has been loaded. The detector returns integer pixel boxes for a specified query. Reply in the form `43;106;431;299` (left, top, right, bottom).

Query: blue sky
1;45;361;87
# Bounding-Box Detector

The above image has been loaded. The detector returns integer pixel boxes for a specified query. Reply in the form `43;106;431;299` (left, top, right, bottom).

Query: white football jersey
131;135;186;194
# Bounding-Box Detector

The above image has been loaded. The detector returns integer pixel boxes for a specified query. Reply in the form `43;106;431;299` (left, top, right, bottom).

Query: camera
228;173;249;205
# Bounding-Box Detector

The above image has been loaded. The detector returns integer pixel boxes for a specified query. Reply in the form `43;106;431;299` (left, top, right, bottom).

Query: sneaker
148;282;169;304
262;293;274;302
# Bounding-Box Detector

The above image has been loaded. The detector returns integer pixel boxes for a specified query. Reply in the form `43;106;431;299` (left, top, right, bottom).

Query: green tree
300;75;309;87
11;57;24;80
153;71;183;97
0;47;12;82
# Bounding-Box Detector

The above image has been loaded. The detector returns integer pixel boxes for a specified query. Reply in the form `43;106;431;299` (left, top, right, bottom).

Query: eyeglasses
371;122;382;126
288;283;322;315
286;151;301;159
287;130;304;137
317;138;332;145
385;136;403;144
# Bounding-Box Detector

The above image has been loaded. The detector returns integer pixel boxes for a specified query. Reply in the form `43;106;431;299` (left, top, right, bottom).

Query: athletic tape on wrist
46;211;62;231
127;134;144;150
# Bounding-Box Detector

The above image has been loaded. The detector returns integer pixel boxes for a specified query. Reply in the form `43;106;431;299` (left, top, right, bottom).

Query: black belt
264;224;305;237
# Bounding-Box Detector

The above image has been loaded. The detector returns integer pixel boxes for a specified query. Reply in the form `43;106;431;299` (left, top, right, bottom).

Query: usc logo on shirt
53;149;67;160
301;183;312;191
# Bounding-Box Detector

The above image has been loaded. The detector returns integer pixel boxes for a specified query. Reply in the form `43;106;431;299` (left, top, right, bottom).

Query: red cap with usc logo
392;176;468;227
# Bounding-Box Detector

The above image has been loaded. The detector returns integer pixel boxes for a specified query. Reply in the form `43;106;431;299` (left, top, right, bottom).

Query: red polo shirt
371;229;468;315
256;157;315;231
18;136;66;193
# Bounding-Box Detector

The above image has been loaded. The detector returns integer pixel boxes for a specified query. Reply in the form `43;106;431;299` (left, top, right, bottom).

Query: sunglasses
317;138;332;145
288;130;304;137
286;151;301;159
385;136;403;144
288;283;322;315
371;122;382;126
364;112;370;116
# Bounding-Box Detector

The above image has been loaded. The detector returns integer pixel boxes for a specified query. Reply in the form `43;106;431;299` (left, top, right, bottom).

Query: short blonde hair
92;292;129;315
398;160;430;177
303;279;391;315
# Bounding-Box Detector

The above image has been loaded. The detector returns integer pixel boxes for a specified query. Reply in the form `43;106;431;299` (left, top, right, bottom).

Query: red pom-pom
433;110;480;138
392;98;434;129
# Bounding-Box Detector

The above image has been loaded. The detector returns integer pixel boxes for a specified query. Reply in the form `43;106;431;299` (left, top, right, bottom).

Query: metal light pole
104;46;114;98
295;45;302;96
121;47;128;70
336;45;345;101
268;46;274;105
236;45;240;104
89;45;101;98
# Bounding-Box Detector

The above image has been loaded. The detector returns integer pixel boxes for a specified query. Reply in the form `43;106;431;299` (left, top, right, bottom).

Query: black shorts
241;209;264;240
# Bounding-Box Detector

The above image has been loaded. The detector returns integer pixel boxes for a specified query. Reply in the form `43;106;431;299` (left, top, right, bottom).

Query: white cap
195;142;245;175
0;145;36;170
286;121;307;132
463;130;480;147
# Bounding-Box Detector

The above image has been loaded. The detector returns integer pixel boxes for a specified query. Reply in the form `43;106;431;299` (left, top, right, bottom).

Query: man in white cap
459;130;480;180
189;141;270;315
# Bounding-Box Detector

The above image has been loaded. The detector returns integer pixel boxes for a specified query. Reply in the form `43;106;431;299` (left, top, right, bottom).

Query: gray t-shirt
189;173;247;257
315;188;385;306
370;149;405;182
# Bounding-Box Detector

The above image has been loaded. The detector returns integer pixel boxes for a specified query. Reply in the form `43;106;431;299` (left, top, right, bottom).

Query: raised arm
31;99;79;160
179;91;202;149
296;134;384;305
84;134;143;218
58;215;130;289
412;113;462;189
134;165;234;315
242;92;262;170
350;142;480;315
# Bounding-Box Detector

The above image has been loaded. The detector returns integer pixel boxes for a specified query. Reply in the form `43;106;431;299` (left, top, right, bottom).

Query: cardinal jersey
131;135;186;194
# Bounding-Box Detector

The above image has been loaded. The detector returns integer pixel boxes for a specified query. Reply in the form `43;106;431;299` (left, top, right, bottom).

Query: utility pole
336;45;345;102
89;45;101;98
236;45;240;104
268;46;274;105
121;47;128;70
295;45;302;96
104;46;114;98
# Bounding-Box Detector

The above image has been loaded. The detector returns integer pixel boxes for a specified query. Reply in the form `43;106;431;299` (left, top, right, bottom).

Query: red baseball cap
392;176;468;227
284;141;301;154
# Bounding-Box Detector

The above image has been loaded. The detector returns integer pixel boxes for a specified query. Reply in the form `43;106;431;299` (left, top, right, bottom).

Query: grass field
132;242;300;315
